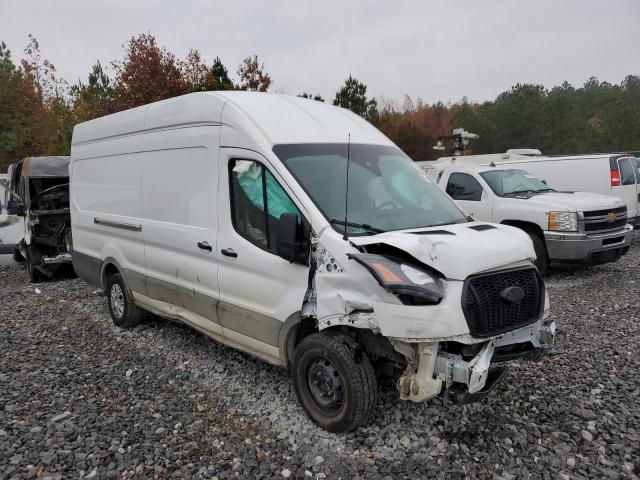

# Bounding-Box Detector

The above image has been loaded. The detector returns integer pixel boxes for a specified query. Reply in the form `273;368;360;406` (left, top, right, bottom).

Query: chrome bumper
543;225;633;262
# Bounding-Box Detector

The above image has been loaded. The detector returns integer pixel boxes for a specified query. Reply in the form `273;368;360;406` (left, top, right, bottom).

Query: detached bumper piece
445;367;507;405
41;253;72;264
397;320;556;404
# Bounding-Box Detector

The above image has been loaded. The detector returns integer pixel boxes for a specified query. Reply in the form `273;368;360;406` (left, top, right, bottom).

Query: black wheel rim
307;356;344;411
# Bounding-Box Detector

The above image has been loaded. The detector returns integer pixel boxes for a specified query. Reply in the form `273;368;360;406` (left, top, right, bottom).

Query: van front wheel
106;273;142;328
291;331;377;433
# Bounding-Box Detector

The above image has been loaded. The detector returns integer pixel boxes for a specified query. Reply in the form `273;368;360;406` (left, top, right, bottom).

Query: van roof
71;91;392;148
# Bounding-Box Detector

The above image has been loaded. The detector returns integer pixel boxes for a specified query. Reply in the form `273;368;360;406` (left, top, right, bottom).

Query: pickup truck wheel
529;232;549;276
292;331;377;433
106;273;142;328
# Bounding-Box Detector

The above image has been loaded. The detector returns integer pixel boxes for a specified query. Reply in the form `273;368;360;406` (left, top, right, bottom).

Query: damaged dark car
5;156;74;282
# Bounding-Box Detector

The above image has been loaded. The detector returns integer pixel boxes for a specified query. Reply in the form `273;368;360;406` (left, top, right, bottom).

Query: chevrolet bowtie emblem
607;213;616;223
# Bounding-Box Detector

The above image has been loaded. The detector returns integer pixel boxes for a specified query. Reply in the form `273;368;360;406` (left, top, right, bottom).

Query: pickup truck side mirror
541;180;547;186
276;213;309;265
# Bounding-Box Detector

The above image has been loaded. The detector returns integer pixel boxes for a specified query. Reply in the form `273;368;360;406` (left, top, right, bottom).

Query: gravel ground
1;238;639;480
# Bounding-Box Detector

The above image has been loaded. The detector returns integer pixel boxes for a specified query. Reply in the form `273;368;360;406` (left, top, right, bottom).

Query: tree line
1;33;639;171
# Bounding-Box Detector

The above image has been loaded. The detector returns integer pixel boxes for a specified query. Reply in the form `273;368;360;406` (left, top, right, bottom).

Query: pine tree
333;75;378;124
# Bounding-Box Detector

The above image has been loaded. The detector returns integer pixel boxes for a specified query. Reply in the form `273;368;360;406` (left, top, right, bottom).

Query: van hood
521;191;625;212
348;222;535;280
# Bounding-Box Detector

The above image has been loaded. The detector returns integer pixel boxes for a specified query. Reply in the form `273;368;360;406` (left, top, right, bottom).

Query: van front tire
106;273;142;328
291;331;377;433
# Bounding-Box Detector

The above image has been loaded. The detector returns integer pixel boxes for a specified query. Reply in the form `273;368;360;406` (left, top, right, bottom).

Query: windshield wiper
330;219;385;234
503;189;539;196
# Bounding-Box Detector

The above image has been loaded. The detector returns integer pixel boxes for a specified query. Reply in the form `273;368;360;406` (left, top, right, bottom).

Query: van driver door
216;149;310;362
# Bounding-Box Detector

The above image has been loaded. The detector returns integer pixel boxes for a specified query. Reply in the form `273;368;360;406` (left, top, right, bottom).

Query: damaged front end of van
302;222;556;407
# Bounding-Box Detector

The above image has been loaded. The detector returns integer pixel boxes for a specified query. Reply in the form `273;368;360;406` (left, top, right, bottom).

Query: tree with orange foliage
108;34;189;113
0;36;71;170
377;96;454;161
237;55;271;92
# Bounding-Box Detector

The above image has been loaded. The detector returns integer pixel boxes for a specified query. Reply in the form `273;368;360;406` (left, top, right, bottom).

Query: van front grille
462;267;544;338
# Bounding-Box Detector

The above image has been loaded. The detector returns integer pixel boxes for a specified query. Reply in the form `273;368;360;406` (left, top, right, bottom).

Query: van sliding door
139;126;222;334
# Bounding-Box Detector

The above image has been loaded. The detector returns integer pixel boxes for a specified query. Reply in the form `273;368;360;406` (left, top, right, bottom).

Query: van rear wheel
291;331;377;433
529;232;549;276
106;273;142;328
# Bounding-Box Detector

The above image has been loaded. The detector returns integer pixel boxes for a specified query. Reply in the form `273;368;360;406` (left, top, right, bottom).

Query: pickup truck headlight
548;211;578;232
348;253;443;305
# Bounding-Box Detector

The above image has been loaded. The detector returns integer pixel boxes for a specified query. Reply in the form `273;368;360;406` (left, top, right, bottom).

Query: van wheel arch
100;260;133;294
281;315;318;367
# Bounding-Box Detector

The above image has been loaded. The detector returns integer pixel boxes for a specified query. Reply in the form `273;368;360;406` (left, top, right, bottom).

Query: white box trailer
70;92;555;432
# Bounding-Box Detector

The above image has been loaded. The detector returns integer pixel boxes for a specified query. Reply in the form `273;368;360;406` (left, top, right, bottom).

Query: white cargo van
70;92;555;432
419;158;633;274
447;153;640;226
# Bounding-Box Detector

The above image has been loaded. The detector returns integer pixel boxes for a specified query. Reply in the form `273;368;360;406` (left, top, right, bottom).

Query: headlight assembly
548;211;578;232
348;253;443;305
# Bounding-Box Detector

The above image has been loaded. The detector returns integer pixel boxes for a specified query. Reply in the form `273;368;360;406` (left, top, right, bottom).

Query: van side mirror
276;213;309;265
542;179;547;186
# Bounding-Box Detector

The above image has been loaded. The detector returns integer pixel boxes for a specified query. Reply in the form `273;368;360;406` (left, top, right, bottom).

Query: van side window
446;173;483;201
618;159;636;186
230;159;302;253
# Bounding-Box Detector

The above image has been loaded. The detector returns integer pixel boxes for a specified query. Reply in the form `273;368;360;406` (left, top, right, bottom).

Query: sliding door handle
221;248;238;258
197;241;212;252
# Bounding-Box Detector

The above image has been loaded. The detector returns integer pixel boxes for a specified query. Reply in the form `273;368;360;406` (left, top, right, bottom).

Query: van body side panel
70;140;146;290
138;126;221;330
71;250;102;287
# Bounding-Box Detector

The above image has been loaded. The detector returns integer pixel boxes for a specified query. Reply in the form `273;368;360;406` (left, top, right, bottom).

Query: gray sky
3;0;639;105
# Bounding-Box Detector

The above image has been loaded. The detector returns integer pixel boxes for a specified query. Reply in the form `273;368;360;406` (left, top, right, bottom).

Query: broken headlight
348;253;443;305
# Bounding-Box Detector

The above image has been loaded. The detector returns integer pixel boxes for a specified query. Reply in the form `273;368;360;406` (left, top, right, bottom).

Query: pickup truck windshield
274;143;468;235
480;169;554;197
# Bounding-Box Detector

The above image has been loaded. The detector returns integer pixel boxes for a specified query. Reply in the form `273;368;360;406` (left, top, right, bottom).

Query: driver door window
229;159;302;254
446;173;483;201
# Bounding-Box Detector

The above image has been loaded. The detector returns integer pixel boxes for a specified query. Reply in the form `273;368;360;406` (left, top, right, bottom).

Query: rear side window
230;159;302;253
446;173;483;201
618;158;636;186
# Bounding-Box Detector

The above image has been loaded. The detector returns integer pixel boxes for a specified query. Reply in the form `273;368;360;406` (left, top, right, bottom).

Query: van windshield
274;143;468;235
480;169;554;196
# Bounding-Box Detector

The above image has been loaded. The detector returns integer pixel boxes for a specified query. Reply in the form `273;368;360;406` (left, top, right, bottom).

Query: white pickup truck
420;158;634;274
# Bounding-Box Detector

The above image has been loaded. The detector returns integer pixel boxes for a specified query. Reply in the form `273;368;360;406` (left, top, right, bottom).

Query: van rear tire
106;273;142;328
291;331;377;433
529;232;549;276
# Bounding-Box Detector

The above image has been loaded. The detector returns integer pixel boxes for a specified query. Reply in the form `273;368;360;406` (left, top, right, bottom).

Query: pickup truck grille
462;267;545;338
583;206;627;233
